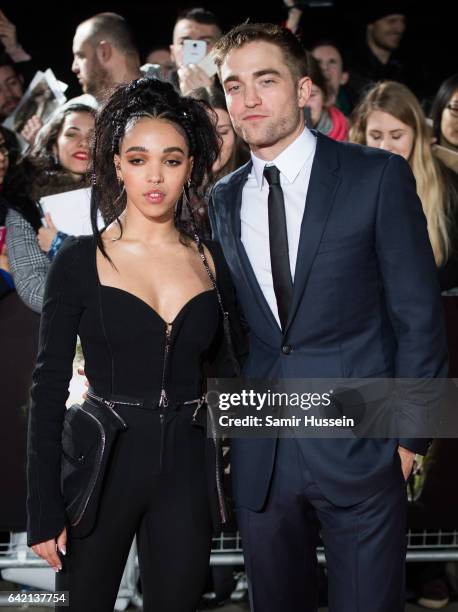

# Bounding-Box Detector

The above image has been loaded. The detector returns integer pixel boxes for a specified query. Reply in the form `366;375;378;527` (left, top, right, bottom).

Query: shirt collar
251;128;316;190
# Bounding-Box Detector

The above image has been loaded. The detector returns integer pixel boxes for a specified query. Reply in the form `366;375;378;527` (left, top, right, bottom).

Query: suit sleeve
27;237;84;546
375;154;448;455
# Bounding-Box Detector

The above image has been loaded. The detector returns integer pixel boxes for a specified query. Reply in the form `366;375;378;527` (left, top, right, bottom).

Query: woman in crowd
350;80;458;288
27;78;245;612
430;73;458;174
304;52;349;142
188;86;249;237
5;102;95;313
431;73;458;154
0;126;41;532
350;79;458;611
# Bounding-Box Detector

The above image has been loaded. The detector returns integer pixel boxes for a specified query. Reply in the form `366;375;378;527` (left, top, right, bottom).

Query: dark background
1;0;455;101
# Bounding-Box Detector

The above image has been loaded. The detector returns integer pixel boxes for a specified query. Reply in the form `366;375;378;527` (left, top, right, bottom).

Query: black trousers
237;437;407;612
56;403;213;612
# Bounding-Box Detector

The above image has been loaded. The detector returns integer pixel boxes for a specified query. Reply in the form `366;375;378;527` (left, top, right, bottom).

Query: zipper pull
102;398;115;409
159;389;169;409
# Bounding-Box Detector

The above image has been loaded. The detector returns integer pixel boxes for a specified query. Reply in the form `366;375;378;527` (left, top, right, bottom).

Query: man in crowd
348;2;408;91
0;55;23;122
169;7;222;95
72;12;141;102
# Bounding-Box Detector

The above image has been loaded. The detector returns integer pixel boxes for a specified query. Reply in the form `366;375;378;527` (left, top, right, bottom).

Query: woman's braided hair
90;77;221;258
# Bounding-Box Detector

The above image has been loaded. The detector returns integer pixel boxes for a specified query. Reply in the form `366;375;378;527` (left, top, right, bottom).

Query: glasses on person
445;103;458;118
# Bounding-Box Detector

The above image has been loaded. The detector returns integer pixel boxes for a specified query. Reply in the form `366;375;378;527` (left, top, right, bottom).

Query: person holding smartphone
169;8;222;95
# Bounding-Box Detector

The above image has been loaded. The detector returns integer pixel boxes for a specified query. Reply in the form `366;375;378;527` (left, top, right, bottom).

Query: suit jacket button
282;345;292;355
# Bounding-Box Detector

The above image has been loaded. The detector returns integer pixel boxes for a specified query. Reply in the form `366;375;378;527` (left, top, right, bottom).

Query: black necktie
264;165;293;331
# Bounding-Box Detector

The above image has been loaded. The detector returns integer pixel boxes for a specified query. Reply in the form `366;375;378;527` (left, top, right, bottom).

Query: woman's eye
165;159;181;166
128;158;144;165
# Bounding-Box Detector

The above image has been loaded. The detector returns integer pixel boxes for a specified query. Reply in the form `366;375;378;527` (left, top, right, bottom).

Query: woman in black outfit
26;78;245;612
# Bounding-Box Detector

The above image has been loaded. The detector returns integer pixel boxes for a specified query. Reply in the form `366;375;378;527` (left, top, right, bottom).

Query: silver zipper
158;322;172;409
71;401;106;526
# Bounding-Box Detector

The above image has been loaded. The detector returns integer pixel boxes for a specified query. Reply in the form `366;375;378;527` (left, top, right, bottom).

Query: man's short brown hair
213;23;309;82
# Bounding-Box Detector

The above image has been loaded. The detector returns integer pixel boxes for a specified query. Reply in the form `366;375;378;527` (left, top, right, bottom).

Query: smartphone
140;63;163;80
182;39;207;65
0;226;6;251
198;52;218;78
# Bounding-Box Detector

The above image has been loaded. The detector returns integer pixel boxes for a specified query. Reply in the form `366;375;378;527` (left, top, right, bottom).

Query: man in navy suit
209;23;448;612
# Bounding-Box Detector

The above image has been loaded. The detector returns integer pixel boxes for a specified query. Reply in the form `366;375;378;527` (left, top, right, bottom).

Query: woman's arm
27;237;84;547
6;208;49;313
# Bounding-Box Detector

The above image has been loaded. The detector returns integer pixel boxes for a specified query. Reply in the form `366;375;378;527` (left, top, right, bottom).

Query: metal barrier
209;529;458;565
1;530;457;607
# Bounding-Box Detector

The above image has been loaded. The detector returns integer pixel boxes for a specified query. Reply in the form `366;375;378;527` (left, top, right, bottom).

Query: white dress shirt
240;128;317;326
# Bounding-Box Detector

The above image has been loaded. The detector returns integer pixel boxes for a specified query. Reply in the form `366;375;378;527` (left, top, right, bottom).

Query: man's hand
178;64;213;96
398;445;415;481
0;10;18;54
37;213;57;253
0;10;31;62
0;244;10;273
21;115;43;147
31;527;67;572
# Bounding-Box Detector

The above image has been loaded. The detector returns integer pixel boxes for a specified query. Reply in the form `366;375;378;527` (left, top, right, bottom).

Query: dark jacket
209;131;448;511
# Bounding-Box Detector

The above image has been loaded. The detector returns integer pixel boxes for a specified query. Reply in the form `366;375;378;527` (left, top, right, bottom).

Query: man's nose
244;86;261;107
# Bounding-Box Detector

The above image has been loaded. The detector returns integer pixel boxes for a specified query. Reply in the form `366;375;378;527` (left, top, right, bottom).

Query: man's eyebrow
223;69;282;85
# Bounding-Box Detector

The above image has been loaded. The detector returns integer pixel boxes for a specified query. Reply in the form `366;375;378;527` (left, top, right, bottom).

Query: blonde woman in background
350;80;458;289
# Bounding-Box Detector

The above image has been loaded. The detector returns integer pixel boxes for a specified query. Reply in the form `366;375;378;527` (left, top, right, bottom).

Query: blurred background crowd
0;0;457;609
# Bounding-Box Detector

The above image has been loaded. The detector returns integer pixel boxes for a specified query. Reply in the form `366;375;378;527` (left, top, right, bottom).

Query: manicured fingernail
59;546;66;556
54;567;61;572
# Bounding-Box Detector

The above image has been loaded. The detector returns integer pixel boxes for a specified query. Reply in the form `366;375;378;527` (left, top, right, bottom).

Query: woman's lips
143;190;165;204
73;152;89;161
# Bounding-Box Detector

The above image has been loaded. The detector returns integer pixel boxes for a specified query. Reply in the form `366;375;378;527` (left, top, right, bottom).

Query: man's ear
340;70;349;86
96;40;113;64
297;76;312;108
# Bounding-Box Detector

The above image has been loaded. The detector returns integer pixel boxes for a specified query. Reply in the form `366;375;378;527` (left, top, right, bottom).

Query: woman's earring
52;153;59;167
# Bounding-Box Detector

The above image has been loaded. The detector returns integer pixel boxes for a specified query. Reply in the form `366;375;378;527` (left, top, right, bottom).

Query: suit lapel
230;164;283;336
285;133;341;333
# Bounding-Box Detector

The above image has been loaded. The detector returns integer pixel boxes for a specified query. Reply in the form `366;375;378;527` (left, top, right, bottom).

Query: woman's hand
31;526;67;572
0;244;9;273
21;115;43;147
37;213;57;253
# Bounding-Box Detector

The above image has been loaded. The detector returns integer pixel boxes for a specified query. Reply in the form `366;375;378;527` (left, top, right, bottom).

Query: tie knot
263;165;281;186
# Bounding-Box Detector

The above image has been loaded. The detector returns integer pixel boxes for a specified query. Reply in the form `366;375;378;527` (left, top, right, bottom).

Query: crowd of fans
0;2;457;609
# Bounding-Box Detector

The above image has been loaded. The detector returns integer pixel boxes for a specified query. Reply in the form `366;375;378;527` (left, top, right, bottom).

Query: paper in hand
39;188;103;236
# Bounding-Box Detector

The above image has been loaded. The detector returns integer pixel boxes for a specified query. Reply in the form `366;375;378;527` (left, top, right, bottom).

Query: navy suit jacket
209;131;448;510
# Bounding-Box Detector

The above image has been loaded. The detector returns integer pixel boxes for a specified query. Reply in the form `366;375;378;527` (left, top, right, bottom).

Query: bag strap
185;190;241;376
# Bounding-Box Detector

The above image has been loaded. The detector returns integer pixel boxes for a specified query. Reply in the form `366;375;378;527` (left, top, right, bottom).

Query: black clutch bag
60;396;128;538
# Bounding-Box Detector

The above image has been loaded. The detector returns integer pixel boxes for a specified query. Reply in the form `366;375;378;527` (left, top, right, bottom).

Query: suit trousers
237;437;407;612
55;403;213;612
